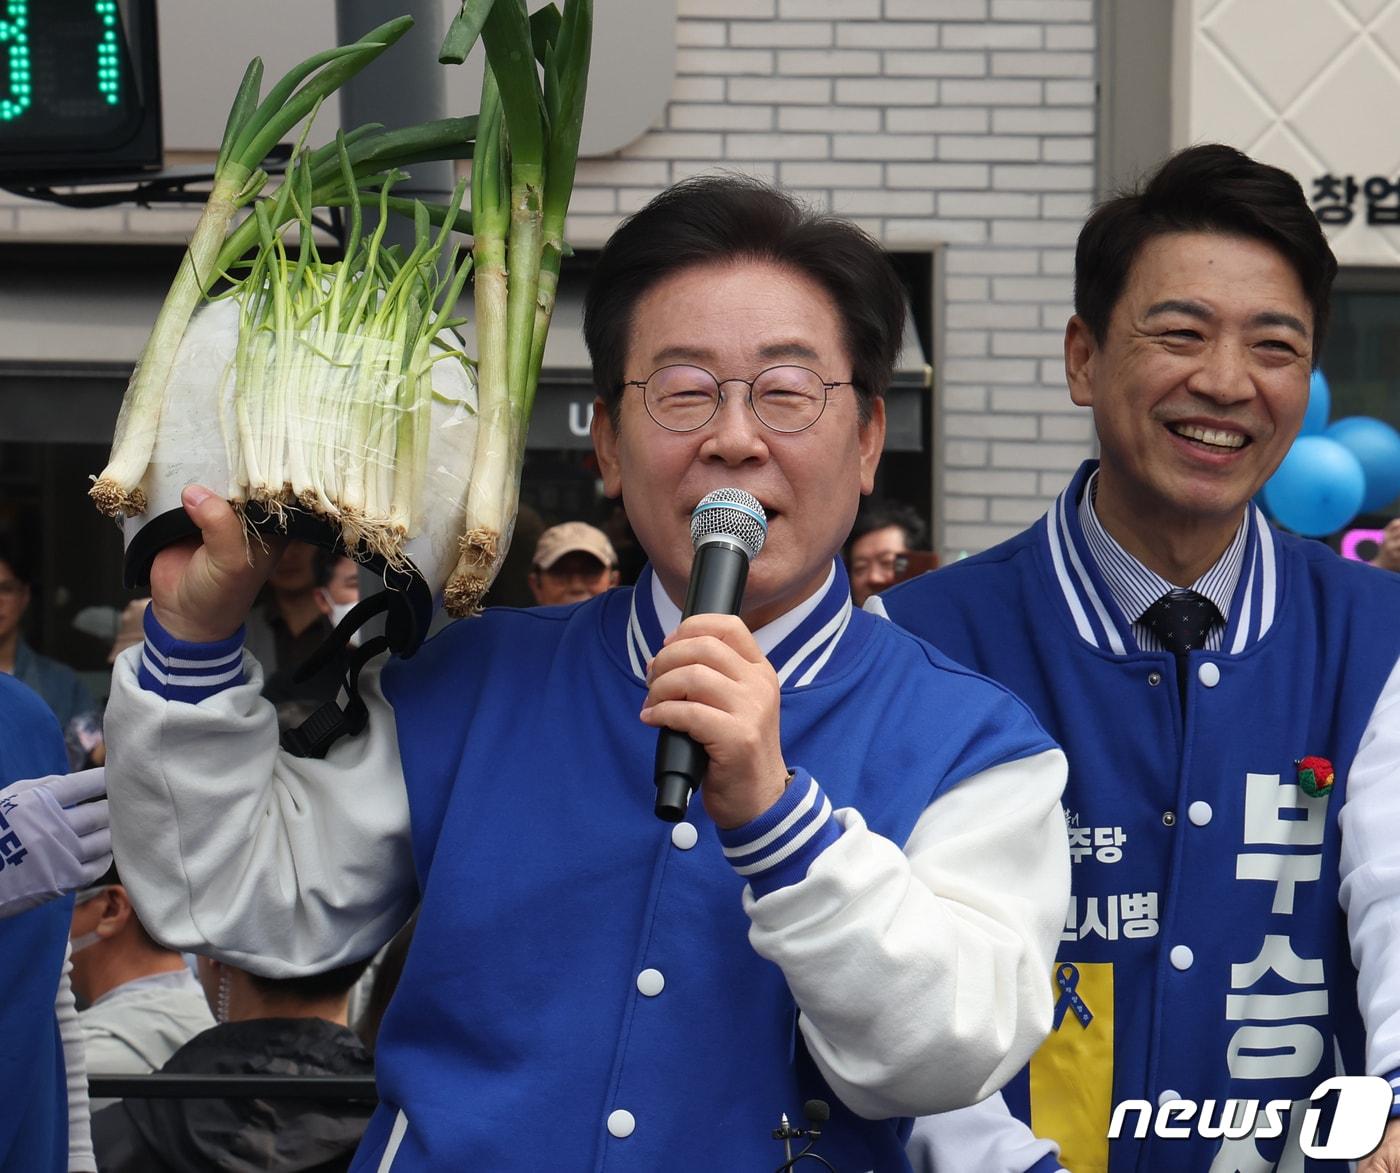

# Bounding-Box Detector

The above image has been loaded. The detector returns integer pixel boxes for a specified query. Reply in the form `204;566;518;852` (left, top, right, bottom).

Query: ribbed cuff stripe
137;604;247;703
1388;1068;1400;1117
717;769;842;898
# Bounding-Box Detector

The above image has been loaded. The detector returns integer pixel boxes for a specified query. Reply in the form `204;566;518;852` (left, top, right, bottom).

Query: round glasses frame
620;364;856;434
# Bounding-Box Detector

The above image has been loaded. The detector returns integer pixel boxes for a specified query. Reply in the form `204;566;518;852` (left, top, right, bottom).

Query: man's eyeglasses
850;553;907;578
620;365;855;434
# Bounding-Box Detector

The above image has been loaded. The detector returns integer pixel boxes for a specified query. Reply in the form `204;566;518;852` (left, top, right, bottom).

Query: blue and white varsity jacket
0;675;73;1172
107;559;1070;1172
880;460;1400;1173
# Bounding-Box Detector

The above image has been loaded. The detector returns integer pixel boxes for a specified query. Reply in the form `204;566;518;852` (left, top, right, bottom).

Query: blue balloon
1326;416;1400;512
1301;369;1331;435
1262;435;1365;537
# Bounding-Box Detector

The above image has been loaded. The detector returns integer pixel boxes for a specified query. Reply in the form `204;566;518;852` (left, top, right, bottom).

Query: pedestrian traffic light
0;0;160;180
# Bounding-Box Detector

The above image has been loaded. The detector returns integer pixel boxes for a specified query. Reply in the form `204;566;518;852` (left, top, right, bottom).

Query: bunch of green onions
92;0;592;616
221;154;473;570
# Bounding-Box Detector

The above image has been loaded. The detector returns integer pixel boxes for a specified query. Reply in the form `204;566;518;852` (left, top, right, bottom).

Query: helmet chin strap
280;590;401;759
126;502;439;760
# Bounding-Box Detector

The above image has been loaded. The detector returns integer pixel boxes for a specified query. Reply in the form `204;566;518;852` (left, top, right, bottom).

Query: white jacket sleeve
104;645;416;976
906;1093;1062;1173
56;941;97;1173
1339;652;1400;1082
743;748;1070;1119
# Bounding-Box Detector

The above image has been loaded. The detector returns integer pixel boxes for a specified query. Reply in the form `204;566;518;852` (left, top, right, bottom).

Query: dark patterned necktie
1140;589;1220;705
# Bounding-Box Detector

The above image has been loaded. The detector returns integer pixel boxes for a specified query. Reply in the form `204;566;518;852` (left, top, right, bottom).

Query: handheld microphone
653;488;767;822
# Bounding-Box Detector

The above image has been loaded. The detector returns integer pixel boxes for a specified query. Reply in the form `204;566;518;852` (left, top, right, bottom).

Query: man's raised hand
149;484;283;643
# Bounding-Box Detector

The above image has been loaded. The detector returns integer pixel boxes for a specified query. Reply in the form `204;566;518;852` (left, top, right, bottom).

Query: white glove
0;768;111;920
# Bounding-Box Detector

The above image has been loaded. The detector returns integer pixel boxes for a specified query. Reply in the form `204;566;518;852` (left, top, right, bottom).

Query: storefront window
1318;271;1400;518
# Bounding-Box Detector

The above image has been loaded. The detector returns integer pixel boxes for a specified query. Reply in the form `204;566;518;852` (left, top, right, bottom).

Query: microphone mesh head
690;488;767;559
803;1099;831;1123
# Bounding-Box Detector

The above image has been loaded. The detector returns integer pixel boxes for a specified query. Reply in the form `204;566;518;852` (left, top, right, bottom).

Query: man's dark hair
246;956;375;1002
1075;144;1337;361
583;175;907;425
846;498;927;553
312;548;351;591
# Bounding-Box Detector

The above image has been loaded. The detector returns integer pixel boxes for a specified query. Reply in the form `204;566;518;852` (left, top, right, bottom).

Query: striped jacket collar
1078;468;1248;646
624;559;857;688
1045;461;1279;656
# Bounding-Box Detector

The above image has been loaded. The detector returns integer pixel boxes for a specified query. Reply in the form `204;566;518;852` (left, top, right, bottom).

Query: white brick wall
0;0;1099;561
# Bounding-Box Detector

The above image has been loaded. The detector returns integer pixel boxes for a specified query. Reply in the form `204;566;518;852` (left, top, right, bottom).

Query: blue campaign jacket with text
881;461;1400;1172
347;566;1056;1172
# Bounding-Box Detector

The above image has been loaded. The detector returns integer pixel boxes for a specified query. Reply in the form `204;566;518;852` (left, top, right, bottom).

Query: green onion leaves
94;4;593;623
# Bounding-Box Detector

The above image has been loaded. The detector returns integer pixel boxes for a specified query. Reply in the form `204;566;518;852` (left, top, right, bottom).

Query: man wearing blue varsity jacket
102;178;1070;1171
886;146;1400;1173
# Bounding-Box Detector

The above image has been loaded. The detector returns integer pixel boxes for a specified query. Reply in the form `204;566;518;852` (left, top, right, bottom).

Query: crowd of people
2;142;1399;1173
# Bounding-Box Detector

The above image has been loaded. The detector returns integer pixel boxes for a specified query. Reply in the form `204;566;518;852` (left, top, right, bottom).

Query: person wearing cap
528;521;620;606
104;177;1069;1170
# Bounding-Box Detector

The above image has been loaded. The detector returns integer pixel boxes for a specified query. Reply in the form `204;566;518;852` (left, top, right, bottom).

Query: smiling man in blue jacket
883;145;1400;1172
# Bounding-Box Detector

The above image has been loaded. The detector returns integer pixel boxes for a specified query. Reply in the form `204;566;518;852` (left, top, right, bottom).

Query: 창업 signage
1180;0;1400;266
0;0;161;178
1311;175;1400;227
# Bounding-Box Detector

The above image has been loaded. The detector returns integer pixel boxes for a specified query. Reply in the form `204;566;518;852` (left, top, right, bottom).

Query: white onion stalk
442;0;592;615
224;163;473;571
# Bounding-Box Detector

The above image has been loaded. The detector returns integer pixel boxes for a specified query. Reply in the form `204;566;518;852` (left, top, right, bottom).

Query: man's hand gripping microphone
652;488;768;822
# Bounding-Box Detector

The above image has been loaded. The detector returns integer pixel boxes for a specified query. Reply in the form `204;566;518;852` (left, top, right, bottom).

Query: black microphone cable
773;1099;838;1172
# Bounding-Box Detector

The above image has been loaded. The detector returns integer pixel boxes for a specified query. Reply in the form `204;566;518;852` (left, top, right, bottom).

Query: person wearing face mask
313;550;362;634
252;544;349;707
68;864;213;1107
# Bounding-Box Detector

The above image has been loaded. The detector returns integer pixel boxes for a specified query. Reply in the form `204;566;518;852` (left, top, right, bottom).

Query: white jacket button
636;968;665;997
1188;801;1213;826
608;1109;635;1138
1198;662;1220;687
671;823;698;850
1170;945;1194;970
